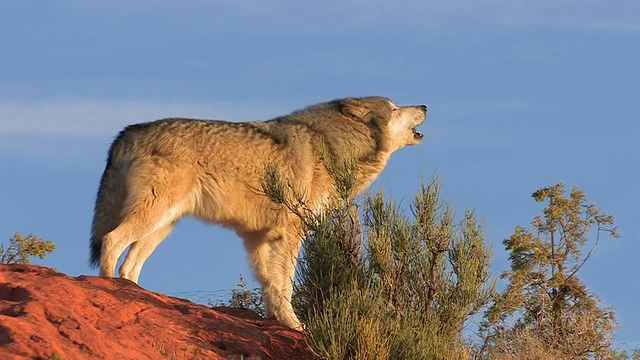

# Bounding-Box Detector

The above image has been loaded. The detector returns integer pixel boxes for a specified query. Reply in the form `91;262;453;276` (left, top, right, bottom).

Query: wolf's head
339;97;427;152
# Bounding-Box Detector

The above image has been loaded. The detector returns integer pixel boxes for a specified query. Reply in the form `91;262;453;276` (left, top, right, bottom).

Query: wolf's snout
412;105;426;141
414;105;427;121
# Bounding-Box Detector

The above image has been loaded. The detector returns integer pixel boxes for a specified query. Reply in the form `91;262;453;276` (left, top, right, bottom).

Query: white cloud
590;19;640;33
357;1;640;37
0;99;287;138
251;1;640;37
0;98;296;163
493;2;640;34
35;1;639;42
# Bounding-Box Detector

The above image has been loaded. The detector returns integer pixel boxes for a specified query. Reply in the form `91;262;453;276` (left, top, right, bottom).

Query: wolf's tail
89;132;131;268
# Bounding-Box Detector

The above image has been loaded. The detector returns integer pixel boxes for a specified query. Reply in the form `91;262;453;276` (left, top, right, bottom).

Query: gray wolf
90;96;426;330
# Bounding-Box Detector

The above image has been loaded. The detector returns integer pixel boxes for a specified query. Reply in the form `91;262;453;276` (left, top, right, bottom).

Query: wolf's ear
340;98;371;122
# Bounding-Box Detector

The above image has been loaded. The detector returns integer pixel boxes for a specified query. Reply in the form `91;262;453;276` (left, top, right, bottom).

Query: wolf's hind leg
119;222;175;284
99;220;142;279
100;195;185;282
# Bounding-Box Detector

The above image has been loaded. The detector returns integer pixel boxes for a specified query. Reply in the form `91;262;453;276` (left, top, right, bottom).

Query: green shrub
284;174;493;359
0;231;55;264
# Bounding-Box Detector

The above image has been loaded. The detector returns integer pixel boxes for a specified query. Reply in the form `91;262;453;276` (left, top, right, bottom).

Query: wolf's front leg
267;230;303;330
241;228;303;331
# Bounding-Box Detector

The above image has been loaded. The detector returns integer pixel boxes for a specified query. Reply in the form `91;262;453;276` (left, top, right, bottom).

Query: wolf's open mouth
412;127;424;139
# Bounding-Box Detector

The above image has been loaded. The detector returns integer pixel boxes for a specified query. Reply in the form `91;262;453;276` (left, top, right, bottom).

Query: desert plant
0;231;55;264
212;274;265;318
227;274;266;317
480;183;620;360
262;163;494;359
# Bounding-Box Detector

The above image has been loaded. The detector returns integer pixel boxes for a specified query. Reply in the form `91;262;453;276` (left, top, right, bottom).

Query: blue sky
1;0;638;349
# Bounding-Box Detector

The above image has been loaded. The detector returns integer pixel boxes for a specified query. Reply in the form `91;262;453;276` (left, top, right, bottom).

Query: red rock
0;264;315;359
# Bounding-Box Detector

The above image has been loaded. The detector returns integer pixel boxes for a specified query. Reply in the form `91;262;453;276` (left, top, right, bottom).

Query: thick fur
90;97;426;330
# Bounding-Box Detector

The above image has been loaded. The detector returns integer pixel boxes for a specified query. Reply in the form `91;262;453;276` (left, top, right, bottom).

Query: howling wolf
91;97;426;330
